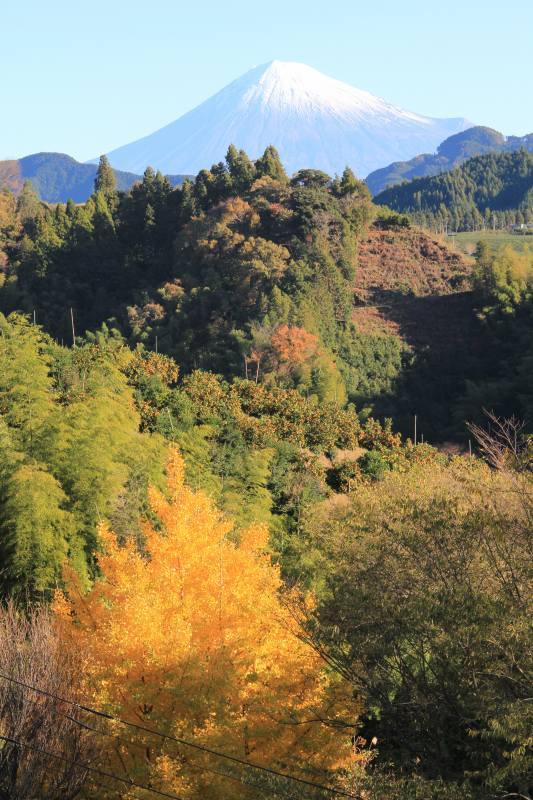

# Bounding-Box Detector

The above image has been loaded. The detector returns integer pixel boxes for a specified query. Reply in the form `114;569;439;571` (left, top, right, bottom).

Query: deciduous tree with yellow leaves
55;450;356;799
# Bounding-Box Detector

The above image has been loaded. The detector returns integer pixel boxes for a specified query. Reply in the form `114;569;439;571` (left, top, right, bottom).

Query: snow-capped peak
102;61;472;178
240;60;425;123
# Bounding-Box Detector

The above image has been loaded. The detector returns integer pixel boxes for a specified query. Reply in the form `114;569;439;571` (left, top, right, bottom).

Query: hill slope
353;223;487;437
0;152;189;203
354;225;473;346
102;60;472;177
374;150;533;230
366;126;533;195
4;146;526;441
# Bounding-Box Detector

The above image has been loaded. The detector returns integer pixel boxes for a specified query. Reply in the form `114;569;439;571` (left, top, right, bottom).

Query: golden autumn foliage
54;449;355;799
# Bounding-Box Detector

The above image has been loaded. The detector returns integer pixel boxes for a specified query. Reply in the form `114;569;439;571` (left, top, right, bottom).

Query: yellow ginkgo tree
55;450;356;799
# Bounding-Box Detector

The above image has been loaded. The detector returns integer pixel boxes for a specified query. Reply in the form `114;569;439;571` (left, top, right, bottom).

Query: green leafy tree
297;448;532;795
0;313;56;460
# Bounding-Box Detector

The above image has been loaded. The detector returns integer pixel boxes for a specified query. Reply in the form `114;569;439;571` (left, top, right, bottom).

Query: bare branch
0;602;102;800
467;411;529;472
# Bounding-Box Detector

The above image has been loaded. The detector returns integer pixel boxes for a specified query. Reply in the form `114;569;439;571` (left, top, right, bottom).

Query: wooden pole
414;415;417;446
70;308;76;348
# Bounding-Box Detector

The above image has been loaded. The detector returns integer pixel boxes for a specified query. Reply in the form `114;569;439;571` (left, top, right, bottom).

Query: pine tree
255;145;288;182
16;180;40;221
94;155;117;199
339;166;369;198
225;144;256;192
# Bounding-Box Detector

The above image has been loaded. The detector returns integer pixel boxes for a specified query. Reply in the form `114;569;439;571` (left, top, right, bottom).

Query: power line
0;734;184;800
0;671;359;798
14;687;271;799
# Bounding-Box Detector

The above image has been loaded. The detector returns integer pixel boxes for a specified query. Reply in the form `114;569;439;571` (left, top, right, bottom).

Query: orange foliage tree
269;324;319;377
54;450;356;799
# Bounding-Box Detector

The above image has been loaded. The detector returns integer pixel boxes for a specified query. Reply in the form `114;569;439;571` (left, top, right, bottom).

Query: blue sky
3;0;532;161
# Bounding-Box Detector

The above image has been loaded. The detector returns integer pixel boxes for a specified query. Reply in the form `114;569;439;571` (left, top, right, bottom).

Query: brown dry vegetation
354;225;479;351
0;603;101;800
356;226;471;299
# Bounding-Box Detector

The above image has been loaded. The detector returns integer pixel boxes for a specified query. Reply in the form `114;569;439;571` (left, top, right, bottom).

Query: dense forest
1;148;532;438
0;149;531;800
0;152;190;203
374;149;533;232
366;125;533;195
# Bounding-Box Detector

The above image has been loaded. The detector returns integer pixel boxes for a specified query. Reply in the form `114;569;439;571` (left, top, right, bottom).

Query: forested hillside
0;312;404;599
0;150;377;406
374;149;533;231
0;152;189;203
2;149;533;437
366;125;533;195
0;148;532;800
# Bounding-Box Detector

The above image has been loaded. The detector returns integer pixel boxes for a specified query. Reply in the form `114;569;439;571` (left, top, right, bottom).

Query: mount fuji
102;61;473;178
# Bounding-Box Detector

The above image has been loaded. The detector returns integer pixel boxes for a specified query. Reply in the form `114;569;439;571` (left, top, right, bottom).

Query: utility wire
13;687;270;798
0;734;184;800
0;671;359;798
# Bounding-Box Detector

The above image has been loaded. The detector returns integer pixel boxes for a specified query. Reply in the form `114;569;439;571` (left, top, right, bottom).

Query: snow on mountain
103;61;472;178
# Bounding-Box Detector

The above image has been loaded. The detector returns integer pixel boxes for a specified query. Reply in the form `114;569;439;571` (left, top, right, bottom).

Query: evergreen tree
339;166;361;195
255;145;288;182
94;154;117;199
225;144;256;192
16;180;40;221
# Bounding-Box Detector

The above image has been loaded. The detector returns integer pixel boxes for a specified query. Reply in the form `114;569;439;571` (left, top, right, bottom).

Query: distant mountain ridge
366;126;533;195
0;153;189;203
101;60;472;177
